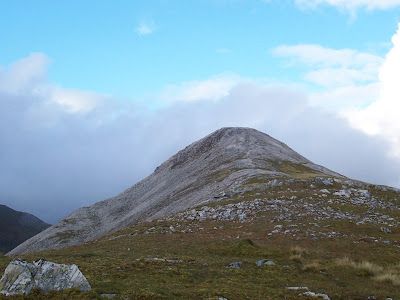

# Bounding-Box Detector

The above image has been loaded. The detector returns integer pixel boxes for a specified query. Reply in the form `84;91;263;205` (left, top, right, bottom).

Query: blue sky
1;0;399;98
1;1;400;222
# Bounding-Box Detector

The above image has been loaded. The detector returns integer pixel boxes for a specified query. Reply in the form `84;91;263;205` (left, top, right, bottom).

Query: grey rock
303;291;330;300
321;178;334;186
0;259;91;296
287;286;309;291
334;190;351;198
0;260;34;296
9;127;342;255
381;227;392;234
256;259;275;267
227;261;242;269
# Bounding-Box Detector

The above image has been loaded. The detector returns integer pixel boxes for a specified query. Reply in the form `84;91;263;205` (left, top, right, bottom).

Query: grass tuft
374;272;400;286
302;261;322;272
335;257;383;276
335;256;400;286
289;254;303;263
290;246;308;256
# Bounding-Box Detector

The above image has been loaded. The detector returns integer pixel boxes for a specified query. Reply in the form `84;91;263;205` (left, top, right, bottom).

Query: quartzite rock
0;259;91;296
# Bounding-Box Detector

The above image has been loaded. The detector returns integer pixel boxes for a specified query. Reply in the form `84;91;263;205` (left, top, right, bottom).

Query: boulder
256;259;275;267
380;227;392;234
0;260;35;295
226;261;242;269
303;291;331;300
0;259;91;296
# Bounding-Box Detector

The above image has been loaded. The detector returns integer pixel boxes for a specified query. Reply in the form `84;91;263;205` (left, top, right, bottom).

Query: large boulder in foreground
0;259;91;296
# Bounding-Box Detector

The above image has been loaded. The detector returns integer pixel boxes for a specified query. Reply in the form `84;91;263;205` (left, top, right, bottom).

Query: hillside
0;204;50;253
1;175;399;299
2;127;399;299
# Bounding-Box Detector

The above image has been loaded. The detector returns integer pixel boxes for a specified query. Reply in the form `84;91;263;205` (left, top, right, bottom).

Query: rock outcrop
0;259;91;296
8;127;342;255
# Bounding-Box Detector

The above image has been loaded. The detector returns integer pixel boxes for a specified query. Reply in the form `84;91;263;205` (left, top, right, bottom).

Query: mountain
8;127;342;255
3;127;400;299
0;204;50;253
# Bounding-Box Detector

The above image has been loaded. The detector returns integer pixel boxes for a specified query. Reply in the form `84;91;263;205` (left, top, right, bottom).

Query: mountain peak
8;127;341;255
207;126;263;137
158;127;309;173
197;127;275;146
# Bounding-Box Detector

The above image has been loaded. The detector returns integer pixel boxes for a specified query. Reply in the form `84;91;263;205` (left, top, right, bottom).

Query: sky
1;0;400;223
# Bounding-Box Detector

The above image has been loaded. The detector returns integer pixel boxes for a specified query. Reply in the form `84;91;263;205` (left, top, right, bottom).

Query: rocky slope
2;174;398;299
8;127;341;255
0;205;50;253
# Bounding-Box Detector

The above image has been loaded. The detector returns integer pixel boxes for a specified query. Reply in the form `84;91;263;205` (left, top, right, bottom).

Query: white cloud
46;87;105;113
135;21;156;36
274;44;381;67
348;23;400;157
0;53;49;94
159;74;243;103
304;67;376;87
272;23;400;165
308;83;379;110
273;44;382;87
295;0;400;10
273;43;383;119
0;53;103;114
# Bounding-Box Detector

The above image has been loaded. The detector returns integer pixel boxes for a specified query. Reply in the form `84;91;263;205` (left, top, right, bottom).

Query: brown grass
290;246;308;256
374;272;400;286
335;257;383;276
335;257;400;286
302;261;322;272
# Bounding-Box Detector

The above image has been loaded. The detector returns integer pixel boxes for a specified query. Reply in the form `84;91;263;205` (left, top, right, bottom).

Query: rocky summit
8;127;340;255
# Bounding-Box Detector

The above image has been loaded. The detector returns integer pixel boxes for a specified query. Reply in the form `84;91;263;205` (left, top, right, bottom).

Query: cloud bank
273;23;400;165
350;23;400;158
1;53;399;223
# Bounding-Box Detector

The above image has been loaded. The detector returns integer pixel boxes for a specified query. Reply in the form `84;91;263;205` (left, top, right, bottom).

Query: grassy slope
1;172;399;299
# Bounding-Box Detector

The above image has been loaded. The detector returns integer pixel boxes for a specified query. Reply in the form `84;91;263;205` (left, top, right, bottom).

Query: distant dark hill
0;204;50;253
